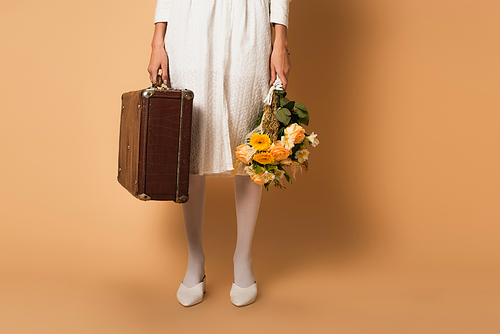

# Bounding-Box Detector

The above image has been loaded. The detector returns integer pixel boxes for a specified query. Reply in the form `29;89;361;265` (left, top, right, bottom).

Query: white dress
154;0;291;176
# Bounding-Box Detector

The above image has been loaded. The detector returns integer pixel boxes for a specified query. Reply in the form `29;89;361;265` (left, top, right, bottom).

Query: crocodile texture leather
117;88;193;202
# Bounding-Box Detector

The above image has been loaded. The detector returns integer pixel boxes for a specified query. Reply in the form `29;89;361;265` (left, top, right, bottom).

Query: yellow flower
249;133;271;151
253;152;275;165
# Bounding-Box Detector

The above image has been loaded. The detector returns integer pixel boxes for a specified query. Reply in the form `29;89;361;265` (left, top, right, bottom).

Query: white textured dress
154;0;291;176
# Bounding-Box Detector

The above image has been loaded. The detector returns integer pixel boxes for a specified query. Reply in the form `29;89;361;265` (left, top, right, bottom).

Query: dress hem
189;165;249;178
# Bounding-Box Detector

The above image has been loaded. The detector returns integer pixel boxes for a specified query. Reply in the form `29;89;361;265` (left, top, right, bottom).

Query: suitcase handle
149;70;172;90
151;74;171;90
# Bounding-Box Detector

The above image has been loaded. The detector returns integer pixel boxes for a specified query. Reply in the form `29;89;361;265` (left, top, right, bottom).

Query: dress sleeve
269;0;291;28
154;0;171;23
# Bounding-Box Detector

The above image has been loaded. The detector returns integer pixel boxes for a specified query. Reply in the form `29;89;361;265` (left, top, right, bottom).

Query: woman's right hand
147;22;169;85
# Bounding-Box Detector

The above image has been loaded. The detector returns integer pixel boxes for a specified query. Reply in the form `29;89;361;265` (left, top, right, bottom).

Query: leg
233;174;263;288
180;174;207;288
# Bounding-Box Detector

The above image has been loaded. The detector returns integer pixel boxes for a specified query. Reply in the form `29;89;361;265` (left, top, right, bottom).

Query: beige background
1;0;499;333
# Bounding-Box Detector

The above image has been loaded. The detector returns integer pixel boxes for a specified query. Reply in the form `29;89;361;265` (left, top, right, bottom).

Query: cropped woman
147;0;292;307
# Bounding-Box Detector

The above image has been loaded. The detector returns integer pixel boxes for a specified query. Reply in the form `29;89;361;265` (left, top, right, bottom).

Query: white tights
180;174;262;288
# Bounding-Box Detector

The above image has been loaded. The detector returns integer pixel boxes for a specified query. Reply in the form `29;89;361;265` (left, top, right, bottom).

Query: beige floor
2;176;498;334
1;264;498;334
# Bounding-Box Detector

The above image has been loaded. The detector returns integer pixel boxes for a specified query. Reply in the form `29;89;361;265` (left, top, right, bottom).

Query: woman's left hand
270;24;291;90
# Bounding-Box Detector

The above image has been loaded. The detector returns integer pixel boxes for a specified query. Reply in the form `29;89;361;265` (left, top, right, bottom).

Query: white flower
244;165;255;176
261;171;275;183
273;169;285;180
295;148;310;163
307;132;320;147
281;135;295;151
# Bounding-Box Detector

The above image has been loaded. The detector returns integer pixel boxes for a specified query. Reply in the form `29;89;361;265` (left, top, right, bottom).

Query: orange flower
269;140;290;161
250;172;266;185
285;124;306;144
236;144;253;164
253;152;275;165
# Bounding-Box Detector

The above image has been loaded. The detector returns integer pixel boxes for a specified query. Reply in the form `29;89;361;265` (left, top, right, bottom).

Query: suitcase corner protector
137;193;152;201
182;90;194;100
175;195;189;203
141;88;155;98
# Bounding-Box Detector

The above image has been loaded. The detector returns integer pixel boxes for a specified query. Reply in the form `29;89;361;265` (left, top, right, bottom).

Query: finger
162;69;168;85
270;63;276;85
278;70;288;90
161;59;169;84
149;66;158;84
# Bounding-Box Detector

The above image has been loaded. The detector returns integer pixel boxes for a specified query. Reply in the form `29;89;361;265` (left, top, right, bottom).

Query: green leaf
280;107;291;116
294;108;309;119
276;90;287;98
283;101;295;110
276;108;291;125
279;97;290;107
295;101;307;112
299;115;310;126
289;114;300;125
291;144;301;155
284;172;291;183
254;165;262;174
264;182;270;191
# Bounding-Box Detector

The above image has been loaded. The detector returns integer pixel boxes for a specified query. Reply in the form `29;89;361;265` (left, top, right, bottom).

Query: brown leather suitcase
117;77;194;203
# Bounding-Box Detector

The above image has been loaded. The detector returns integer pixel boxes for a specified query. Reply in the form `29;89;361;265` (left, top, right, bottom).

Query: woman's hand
270;23;291;90
147;22;169;85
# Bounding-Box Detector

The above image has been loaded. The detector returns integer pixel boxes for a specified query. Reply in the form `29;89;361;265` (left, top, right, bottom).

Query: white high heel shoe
230;281;258;307
176;274;206;307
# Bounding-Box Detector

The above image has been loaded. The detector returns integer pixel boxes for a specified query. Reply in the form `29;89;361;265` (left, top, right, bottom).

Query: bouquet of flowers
233;76;319;189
